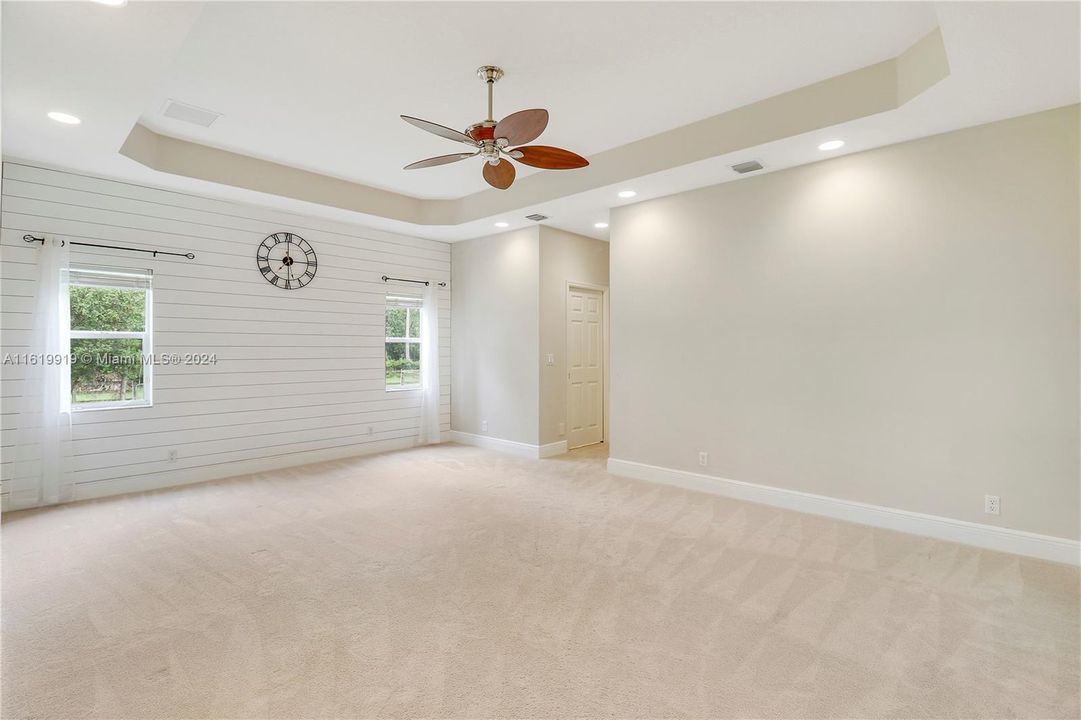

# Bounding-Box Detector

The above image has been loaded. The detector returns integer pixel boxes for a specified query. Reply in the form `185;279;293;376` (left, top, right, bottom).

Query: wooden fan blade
494;108;549;146
482;158;516;190
400;115;477;147
404;152;478;170
512;145;589;170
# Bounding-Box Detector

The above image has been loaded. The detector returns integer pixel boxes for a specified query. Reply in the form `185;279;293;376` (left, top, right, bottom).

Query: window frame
384;294;422;392
68;267;154;411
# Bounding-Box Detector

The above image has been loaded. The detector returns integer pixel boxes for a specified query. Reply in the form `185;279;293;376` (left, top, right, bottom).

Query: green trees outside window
69;284;149;405
385;298;421;388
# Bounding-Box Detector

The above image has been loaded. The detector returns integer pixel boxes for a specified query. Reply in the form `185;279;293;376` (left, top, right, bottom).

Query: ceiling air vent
162;99;222;128
731;160;764;174
525;213;548;222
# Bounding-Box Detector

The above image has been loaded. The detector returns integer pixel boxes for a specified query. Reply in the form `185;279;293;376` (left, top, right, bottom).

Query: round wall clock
257;232;317;289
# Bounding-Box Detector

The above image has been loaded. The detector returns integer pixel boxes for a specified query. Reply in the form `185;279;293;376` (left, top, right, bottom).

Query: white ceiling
136;1;938;199
2;1;1078;242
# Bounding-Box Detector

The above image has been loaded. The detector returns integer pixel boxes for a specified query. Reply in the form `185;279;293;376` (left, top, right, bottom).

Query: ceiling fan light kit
401;65;589;190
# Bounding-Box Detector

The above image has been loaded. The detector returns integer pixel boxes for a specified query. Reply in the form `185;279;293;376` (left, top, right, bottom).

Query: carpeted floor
2;443;1078;719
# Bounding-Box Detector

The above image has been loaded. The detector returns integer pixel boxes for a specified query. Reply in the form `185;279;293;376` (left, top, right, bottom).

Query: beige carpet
2;443;1078;719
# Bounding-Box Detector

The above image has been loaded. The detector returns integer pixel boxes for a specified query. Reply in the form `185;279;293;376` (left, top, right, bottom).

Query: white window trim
385;296;422;392
70;278;153;411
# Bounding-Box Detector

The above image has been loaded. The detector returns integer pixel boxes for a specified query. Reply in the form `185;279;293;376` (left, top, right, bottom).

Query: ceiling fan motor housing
467;121;496;142
467;121;505;165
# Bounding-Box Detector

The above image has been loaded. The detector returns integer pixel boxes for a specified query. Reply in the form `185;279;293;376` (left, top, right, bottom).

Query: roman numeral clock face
257;232;317;289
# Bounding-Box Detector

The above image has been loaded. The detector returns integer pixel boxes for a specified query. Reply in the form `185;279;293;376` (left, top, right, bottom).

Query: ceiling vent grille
731;160;764;174
525;213;548;222
162;99;222;128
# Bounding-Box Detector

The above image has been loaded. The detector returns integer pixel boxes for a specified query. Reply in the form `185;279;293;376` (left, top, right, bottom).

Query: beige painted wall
538;227;610;446
451;228;540;445
610;105;1080;540
452;225;609;447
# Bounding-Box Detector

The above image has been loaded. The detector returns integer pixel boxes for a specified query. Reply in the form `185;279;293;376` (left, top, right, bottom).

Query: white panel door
566;287;604;449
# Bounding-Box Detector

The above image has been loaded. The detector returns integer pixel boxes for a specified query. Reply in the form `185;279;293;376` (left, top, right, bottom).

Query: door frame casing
565;281;609;447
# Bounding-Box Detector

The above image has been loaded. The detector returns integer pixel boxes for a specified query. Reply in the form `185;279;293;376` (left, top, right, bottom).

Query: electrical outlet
985;495;1000;515
545;353;555;366
558;422;565;436
481;420;488;433
366;425;374;436
698;451;708;467
167;449;178;463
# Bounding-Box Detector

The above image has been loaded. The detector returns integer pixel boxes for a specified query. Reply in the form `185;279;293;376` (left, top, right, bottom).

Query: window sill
72;401;153;412
385;386;421;393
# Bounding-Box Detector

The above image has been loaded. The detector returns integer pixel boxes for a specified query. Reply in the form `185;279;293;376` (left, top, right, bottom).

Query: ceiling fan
400;65;589;190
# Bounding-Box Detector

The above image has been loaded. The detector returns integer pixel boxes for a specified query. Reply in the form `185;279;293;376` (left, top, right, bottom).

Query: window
385;295;421;390
68;267;152;409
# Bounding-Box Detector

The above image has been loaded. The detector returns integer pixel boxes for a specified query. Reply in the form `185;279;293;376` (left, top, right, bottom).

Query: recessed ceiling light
617;190;637;199
818;139;845;151
47;111;81;125
494;221;509;228
92;0;128;6
594;222;609;229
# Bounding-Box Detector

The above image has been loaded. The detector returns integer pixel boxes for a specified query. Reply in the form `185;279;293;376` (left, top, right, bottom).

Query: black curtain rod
23;234;195;260
382;274;446;287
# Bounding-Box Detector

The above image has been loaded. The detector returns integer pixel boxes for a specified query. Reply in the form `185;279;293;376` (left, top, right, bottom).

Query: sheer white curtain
418;282;441;444
11;238;73;509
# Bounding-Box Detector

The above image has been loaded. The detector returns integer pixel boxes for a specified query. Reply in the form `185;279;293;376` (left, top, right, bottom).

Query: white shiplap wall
0;162;451;505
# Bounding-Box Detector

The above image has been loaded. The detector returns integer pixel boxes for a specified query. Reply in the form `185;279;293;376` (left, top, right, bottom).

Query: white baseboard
448;431;568;460
607;458;1080;566
3;435;435;512
539;440;569;458
1;432;530;512
71;436;426;505
447;430;538;457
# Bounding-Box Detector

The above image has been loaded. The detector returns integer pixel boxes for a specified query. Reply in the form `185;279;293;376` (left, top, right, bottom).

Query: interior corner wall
538;227;610;446
450;227;540;445
609;104;1081;541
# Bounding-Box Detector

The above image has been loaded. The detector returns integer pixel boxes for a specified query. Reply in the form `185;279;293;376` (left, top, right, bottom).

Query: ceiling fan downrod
474;66;504;165
477;65;503;122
